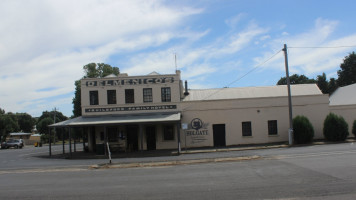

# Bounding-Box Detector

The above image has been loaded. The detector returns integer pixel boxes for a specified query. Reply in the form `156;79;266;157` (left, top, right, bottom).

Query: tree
37;117;54;135
0;114;20;141
328;78;338;94
337;52;356;87
316;73;329;94
16;113;36;133
277;74;316;85
83;63;120;78
352;120;356;138
277;73;339;94
37;110;68;124
72;63;120;117
72;80;82;117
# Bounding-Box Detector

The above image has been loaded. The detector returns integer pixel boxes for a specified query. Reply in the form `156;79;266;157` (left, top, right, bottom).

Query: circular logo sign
191;118;203;130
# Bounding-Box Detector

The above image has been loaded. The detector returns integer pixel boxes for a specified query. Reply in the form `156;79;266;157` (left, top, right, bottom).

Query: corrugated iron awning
49;112;181;127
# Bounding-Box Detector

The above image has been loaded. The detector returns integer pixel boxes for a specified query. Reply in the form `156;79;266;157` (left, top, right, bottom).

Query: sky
1;0;356;117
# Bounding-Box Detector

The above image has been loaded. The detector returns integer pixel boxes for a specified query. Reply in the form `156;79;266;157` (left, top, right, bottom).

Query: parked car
1;139;24;149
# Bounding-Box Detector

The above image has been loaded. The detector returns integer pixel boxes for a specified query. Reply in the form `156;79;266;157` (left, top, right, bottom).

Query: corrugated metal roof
10;132;32;136
49;112;181;127
183;84;322;101
329;83;356;106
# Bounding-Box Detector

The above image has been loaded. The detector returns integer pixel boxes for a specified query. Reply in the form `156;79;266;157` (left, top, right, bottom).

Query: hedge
323;113;349;141
293;115;314;144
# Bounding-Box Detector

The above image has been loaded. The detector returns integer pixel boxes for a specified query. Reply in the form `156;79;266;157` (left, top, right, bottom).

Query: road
1;143;356;199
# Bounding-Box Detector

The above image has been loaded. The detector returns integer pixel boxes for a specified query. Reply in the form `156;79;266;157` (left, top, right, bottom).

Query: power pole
53;107;57;145
282;44;294;145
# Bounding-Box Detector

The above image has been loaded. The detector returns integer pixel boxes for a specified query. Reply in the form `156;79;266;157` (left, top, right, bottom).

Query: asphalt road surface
1;142;356;199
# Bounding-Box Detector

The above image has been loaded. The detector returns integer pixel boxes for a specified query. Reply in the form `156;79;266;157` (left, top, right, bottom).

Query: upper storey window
107;90;116;104
143;88;153;103
161;87;171;102
90;91;99;105
125;89;135;104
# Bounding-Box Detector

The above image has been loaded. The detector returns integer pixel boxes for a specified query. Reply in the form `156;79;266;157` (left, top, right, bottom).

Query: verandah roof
49;112;181;128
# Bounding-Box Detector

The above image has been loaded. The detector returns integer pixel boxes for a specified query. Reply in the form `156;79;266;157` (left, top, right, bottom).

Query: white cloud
255;18;356;78
0;0;203;116
225;13;246;28
121;21;268;86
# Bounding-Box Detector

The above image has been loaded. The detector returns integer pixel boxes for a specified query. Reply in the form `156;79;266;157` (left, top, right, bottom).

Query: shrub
352;120;356;137
323;113;349;141
293;115;314;144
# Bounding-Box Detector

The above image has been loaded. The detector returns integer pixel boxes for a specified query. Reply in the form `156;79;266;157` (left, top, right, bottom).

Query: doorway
213;124;226;147
126;125;138;151
146;126;156;150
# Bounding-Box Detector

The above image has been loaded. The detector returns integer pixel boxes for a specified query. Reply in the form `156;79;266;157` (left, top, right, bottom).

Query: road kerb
90;155;261;169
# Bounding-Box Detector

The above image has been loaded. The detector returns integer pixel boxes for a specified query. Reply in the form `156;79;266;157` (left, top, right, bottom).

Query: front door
146;126;156;150
213;124;226;147
126;125;138;151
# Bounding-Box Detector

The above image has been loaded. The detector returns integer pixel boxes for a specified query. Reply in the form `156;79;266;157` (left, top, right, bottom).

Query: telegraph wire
289;45;356;49
181;49;283;111
225;49;283;88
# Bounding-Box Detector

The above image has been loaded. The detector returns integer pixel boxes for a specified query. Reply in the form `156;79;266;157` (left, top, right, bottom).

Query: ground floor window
242;121;252;136
108;127;118;142
163;125;174;141
268;120;278;135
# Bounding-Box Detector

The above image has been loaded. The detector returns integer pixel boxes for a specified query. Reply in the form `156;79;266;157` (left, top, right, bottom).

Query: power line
181;49;283;111
289;45;356;49
225;49;282;88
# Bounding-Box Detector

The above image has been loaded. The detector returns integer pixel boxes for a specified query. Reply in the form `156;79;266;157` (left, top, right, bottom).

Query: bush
293;116;314;144
352;120;356;137
323;113;349;141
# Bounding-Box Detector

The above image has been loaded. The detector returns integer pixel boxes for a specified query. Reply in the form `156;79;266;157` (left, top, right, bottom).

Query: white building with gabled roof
329;83;356;135
50;71;331;154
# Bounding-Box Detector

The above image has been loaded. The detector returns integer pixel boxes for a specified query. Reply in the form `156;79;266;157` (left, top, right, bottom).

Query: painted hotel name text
85;77;175;87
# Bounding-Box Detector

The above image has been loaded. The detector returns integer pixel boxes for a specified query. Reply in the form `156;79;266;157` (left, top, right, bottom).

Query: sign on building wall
185;118;209;144
85;105;177;113
85;77;175;87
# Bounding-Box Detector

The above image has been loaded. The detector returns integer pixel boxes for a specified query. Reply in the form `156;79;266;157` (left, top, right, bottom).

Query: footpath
89;143;287;169
89;139;356;169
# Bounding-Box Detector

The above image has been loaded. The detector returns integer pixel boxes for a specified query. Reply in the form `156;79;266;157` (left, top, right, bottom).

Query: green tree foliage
0;114;20;141
328;78;338;94
293;116;314;144
72;80;82;117
352;120;356;137
37;117;54;134
16;113;36;133
0;108;36;141
337;52;356;87
277;73;339;94
36;110;67;136
277;74;316;85
72;63;120;117
37;110;68;124
323;113;349;141
316;73;329;94
83;63;120;78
